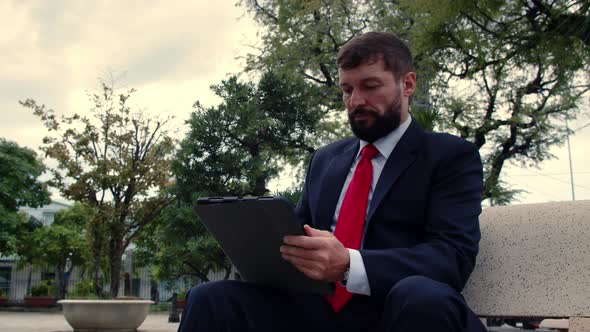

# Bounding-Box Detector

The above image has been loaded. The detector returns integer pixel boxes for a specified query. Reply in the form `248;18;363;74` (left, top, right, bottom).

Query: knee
386;276;458;311
185;280;239;307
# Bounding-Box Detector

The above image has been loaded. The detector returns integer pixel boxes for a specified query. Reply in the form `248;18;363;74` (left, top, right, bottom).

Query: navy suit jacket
295;120;483;299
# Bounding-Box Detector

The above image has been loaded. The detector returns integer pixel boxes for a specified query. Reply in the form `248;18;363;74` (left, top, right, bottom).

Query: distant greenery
0;138;50;256
68;279;94;299
30;280;54;297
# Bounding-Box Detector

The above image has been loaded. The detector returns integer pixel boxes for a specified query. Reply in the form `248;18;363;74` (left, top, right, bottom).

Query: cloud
0;0;258;152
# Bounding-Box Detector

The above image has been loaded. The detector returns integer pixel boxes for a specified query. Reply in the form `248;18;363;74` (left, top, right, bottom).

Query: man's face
338;58;414;142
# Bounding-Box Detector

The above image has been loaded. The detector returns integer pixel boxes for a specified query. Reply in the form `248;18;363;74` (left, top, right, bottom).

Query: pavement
0;312;179;332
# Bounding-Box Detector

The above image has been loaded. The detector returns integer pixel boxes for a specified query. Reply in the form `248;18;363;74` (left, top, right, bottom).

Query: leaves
242;0;590;204
0;139;50;211
23;81;175;297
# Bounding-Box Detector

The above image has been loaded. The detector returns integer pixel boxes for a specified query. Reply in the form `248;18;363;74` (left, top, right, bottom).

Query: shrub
30;280;54;297
69;279;94;298
177;290;187;301
0;288;6;297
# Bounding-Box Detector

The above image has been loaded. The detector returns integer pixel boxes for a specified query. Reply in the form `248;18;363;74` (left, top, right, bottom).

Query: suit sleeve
294;151;316;225
360;139;483;297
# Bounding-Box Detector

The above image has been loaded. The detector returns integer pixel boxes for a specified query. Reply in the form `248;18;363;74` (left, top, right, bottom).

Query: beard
348;98;402;143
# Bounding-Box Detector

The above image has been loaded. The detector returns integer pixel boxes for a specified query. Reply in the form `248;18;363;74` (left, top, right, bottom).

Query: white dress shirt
331;115;412;295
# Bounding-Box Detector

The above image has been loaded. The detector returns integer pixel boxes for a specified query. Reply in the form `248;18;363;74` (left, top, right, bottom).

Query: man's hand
280;225;349;282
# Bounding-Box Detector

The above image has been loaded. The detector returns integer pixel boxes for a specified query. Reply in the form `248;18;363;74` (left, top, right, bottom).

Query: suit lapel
366;120;424;223
316;140;359;231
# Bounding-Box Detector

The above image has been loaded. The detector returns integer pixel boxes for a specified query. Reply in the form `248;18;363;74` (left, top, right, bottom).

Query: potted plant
24;280;56;307
0;288;8;306
176;290;187;309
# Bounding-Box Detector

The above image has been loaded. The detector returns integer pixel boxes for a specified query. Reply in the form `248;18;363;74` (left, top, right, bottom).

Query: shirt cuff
345;249;371;295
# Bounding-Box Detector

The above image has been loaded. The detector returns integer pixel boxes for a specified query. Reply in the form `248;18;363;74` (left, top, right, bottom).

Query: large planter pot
58;299;154;332
177;299;185;309
24;296;57;307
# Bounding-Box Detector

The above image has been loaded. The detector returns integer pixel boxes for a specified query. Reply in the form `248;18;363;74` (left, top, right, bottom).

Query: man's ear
401;72;417;97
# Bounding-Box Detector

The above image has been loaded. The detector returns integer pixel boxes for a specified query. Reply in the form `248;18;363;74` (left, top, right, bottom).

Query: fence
0;258;230;302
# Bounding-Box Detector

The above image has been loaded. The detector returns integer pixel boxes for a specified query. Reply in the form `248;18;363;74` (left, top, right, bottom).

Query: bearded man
178;31;486;332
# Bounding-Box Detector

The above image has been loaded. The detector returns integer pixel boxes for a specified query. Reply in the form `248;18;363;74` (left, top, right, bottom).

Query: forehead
338;59;395;85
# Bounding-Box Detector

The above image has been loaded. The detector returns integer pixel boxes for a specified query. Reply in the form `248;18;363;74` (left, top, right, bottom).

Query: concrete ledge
570;317;590;332
463;200;590;317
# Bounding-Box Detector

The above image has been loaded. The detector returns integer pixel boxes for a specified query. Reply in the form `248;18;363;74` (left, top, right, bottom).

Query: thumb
304;224;332;237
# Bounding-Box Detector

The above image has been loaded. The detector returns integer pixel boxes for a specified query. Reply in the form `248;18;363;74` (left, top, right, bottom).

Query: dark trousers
177;275;486;332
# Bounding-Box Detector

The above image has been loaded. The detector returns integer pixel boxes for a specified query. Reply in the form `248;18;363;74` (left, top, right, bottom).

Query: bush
0;288;6;297
69;279;94;298
177;290;187;301
30;280;54;297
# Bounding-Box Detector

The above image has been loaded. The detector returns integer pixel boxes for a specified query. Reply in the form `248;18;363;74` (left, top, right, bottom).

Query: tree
21;82;175;298
241;0;590;204
399;0;590;203
14;204;89;299
134;204;231;284
136;71;330;283
0;138;50;255
175;71;331;200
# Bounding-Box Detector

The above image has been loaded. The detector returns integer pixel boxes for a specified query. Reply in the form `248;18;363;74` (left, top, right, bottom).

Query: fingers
280;244;327;261
281;253;325;281
303;224;332;237
283;235;323;249
283;225;333;248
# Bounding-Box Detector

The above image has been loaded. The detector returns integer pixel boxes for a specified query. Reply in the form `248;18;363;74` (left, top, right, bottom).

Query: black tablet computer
194;196;333;295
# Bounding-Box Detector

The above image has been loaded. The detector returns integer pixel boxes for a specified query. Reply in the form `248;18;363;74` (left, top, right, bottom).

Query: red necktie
327;143;379;312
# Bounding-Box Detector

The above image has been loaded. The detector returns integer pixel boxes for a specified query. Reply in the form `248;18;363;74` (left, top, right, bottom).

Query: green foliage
22;82;176;298
134;203;230;283
143;71;334;282
0;288;6;297
242;0;590;204
0;207;30;256
53;203;94;230
15;204;90;299
68;279;94;298
0;138;50;256
274;188;303;208
400;0;590;203
0;138;50;212
174;71;331;201
30;280;54;297
176;290;187;301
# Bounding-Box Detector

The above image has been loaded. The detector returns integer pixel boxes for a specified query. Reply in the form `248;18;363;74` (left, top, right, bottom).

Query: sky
1;0;589;205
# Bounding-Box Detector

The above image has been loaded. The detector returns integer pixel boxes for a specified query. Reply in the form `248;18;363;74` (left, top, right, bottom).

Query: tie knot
361;144;379;160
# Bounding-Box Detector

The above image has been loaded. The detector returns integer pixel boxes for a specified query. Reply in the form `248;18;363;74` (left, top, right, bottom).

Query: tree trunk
53;264;60;299
108;240;123;298
93;249;101;296
55;264;66;300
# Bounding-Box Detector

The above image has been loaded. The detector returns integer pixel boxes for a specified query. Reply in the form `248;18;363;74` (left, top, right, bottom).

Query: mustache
350;107;377;117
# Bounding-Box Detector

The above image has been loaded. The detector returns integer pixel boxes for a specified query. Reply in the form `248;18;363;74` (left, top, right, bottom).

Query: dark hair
337;32;414;79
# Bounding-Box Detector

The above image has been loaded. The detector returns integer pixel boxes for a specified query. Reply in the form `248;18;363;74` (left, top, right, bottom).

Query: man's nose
349;90;367;108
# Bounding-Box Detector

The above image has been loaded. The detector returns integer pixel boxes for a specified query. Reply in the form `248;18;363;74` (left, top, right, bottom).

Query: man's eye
365;84;379;89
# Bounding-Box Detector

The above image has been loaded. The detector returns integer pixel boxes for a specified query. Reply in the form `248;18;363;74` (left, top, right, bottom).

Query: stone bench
462;200;590;331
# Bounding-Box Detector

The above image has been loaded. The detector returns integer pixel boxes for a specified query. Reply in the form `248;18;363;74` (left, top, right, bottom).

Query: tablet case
194;196;334;295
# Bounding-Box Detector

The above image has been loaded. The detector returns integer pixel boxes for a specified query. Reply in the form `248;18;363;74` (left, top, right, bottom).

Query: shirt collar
358;115;412;159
